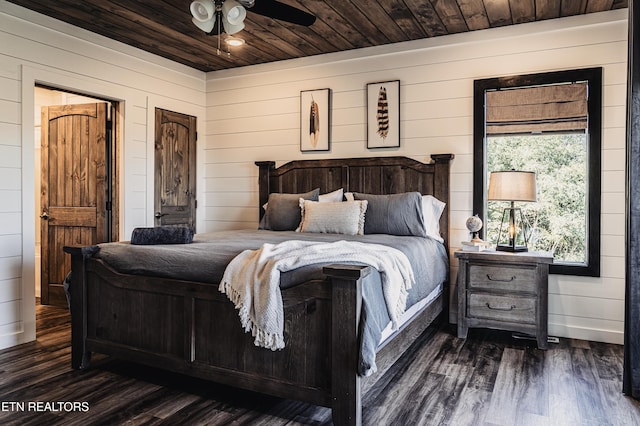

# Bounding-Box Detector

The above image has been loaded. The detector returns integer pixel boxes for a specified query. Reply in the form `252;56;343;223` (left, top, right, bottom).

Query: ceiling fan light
221;0;246;25
191;16;215;33
190;0;215;22
223;19;245;35
225;35;245;47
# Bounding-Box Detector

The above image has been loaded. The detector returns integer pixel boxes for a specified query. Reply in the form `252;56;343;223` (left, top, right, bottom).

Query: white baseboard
549;322;624;345
0;323;33;350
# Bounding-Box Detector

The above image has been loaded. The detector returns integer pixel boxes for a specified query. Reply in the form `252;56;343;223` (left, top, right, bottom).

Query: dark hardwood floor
1;303;638;426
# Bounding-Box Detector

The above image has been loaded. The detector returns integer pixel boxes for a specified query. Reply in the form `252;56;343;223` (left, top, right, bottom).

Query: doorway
35;86;119;306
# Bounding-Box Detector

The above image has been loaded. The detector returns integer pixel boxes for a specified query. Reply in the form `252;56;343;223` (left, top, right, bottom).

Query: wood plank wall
203;10;628;345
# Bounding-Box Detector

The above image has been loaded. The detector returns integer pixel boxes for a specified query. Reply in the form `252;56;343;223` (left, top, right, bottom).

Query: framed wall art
367;80;400;148
300;88;331;152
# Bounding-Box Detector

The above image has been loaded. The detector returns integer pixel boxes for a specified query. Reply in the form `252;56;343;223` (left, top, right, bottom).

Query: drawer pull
486;274;516;282
486;303;517;311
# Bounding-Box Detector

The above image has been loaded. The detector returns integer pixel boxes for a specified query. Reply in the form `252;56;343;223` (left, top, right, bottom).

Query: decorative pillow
262;188;344;211
319;188;344;203
297;200;368;235
353;192;427;237
130;225;194;245
422;195;446;243
344;192;355;201
260;189;320;231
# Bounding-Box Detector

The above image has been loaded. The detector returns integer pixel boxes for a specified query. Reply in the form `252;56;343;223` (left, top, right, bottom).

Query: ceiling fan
189;0;316;36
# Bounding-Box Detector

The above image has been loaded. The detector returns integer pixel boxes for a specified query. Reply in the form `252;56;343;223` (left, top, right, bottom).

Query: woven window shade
486;82;587;135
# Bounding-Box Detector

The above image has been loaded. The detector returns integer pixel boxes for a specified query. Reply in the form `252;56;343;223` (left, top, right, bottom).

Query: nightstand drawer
468;293;536;324
468;264;536;293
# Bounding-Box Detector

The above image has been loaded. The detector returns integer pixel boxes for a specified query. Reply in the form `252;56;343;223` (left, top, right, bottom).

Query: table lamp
488;170;537;252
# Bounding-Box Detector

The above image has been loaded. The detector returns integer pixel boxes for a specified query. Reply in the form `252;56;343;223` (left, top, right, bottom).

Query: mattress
94;229;449;375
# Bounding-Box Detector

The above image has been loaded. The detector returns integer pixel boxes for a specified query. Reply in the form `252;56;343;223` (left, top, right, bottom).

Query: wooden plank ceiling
5;0;628;72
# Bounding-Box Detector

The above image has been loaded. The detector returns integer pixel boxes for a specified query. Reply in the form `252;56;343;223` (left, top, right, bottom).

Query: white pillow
344;192;355;202
319;188;344;202
422;195;446;243
297;199;368;235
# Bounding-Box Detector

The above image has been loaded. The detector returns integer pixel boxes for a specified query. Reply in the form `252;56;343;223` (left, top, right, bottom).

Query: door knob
40;211;49;220
155;212;167;218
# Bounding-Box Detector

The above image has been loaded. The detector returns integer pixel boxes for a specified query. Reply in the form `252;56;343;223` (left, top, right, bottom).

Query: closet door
154;108;197;230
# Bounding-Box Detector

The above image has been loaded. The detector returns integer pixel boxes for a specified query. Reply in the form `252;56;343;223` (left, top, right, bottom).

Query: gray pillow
260;189;320;231
353;192;427;237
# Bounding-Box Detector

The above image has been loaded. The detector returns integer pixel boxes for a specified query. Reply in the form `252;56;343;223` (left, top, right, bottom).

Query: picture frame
300;88;331;152
367;80;400;148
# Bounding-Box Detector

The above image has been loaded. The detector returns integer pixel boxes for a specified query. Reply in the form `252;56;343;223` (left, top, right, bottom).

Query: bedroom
0;0;638;424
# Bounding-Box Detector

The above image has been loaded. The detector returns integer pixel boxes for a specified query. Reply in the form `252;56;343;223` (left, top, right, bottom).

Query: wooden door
154;108;197;229
41;103;111;306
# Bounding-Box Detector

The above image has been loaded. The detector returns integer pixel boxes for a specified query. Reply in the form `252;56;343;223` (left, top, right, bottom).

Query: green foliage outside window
486;134;587;263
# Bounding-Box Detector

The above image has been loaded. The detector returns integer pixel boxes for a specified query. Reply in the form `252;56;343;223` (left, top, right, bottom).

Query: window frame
473;67;602;276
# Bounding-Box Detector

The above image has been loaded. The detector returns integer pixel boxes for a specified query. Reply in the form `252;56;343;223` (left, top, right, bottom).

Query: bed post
323;264;371;426
255;161;276;220
63;245;99;370
430;154;454;324
430;153;454;246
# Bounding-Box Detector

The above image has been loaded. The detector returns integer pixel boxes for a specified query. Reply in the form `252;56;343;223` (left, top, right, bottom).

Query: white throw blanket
219;240;415;351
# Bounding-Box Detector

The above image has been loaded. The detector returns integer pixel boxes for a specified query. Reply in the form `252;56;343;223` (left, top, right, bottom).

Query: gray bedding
95;229;449;375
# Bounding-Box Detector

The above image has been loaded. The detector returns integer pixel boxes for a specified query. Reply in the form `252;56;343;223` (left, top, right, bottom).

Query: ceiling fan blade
247;0;316;27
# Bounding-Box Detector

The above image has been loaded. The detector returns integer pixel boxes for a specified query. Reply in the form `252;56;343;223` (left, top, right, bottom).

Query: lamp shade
488;170;537;202
192;16;215;33
223;19;245;34
222;0;247;25
190;0;215;22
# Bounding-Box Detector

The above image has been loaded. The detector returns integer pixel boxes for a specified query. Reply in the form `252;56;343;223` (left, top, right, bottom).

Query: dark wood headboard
255;154;455;244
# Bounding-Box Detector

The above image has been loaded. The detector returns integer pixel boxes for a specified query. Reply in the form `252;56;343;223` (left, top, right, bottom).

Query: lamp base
496;244;528;253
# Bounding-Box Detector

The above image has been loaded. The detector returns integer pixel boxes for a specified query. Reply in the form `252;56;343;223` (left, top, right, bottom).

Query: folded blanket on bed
130;225;194;245
219;239;415;351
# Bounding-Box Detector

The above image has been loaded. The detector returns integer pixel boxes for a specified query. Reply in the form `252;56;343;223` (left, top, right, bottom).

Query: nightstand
455;250;553;349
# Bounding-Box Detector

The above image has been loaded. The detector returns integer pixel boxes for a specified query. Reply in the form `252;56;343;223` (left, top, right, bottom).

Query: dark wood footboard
65;247;414;426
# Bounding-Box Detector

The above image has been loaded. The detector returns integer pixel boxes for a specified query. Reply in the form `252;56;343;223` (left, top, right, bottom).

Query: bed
64;154;454;426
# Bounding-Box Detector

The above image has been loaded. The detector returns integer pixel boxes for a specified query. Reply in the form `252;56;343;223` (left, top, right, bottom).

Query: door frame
13;66;124;348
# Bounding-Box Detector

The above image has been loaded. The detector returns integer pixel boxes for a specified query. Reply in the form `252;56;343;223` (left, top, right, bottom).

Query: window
473;68;602;276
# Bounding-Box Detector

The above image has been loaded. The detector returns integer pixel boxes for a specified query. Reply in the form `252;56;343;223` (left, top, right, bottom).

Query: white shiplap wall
0;1;206;349
0;0;627;349
203;10;628;344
